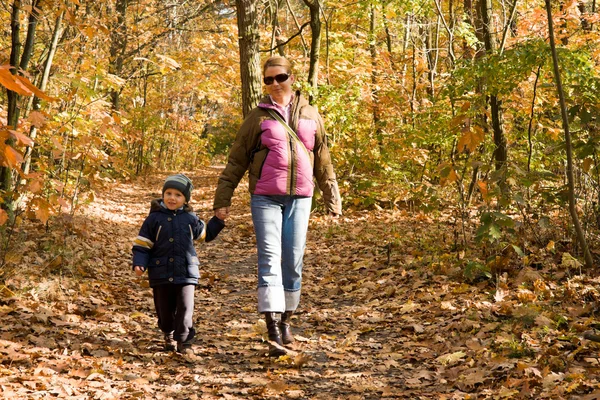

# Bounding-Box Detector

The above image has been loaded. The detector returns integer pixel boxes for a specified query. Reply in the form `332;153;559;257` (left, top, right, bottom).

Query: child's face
163;188;186;210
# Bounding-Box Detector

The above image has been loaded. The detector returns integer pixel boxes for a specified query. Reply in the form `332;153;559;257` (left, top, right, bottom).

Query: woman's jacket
213;92;342;215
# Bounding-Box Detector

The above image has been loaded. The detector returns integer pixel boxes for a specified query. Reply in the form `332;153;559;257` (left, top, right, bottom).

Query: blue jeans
251;195;312;313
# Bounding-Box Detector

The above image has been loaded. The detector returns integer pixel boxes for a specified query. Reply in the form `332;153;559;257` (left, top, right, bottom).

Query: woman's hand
215;207;230;221
134;266;145;276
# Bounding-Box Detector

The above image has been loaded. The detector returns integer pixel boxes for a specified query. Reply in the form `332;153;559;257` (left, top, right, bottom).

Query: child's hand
215;207;229;221
134;266;146;276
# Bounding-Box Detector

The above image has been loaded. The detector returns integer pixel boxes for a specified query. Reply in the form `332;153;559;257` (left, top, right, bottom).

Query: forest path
1;166;512;399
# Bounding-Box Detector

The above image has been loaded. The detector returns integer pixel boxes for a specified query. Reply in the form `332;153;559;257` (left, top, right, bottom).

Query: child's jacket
132;199;224;287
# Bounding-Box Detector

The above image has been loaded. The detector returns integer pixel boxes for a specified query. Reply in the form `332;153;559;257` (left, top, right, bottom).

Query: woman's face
264;66;294;101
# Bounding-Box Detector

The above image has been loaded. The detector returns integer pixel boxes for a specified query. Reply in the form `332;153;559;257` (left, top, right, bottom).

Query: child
132;173;224;354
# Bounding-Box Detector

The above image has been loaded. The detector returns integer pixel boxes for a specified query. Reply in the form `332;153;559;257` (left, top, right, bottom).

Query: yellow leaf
130;312;147;319
436;351;466;366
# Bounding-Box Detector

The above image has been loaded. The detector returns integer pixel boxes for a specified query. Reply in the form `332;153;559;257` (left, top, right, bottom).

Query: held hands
215;207;230;221
134;266;146;276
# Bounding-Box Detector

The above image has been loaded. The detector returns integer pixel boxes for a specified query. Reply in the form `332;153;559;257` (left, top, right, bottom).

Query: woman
213;56;342;357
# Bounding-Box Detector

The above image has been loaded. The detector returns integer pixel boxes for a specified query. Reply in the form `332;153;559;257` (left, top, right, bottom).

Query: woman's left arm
313;114;342;216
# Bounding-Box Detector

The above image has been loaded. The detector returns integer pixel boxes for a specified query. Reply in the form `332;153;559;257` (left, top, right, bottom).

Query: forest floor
1;166;600;399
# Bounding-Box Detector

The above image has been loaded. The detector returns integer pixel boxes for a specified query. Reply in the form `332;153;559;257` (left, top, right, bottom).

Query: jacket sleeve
313;114;342;215
194;215;225;243
132;216;155;269
213;111;261;210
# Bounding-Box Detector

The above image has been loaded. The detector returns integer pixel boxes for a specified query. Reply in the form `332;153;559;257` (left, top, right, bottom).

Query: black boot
164;332;176;352
264;312;286;357
280;311;295;345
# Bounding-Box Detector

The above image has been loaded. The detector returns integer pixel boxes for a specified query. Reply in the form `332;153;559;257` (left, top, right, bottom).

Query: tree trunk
545;0;593;268
23;6;58;176
479;0;507;177
236;0;262;117
369;4;382;147
1;0;23;198
303;0;321;99
109;0;129;110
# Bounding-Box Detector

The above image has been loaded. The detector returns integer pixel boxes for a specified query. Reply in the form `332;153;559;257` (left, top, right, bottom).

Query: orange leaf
28;111;46;128
477;180;490;202
10;130;34;147
32;198;51;224
28;178;43;194
457;126;484;153
14;75;56;101
0;209;7;226
0;66;32;95
2;146;23;168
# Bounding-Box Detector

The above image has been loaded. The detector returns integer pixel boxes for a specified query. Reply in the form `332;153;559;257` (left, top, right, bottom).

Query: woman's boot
280;311;295;345
264;312;286;357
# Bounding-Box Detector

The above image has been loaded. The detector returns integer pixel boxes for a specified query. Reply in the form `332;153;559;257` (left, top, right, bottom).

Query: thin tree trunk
369;4;382;146
23;10;63;176
1;0;23;200
285;0;309;57
236;0;262;117
109;0;129;110
303;0;321;99
321;8;332;84
479;0;507;178
545;0;593;268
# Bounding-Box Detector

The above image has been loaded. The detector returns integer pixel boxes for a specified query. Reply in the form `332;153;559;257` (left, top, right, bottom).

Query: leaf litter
0;166;599;398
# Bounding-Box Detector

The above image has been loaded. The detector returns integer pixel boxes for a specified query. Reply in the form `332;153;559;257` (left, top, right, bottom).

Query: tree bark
303;0;321;99
109;0;129;110
1;0;23;197
23;10;64;176
369;4;382;146
479;0;507;176
236;0;262;117
545;0;593;268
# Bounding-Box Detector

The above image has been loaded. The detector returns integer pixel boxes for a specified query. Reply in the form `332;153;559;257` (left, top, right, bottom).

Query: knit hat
162;173;193;202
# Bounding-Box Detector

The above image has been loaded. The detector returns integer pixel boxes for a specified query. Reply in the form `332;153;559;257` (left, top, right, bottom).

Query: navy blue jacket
132;199;224;287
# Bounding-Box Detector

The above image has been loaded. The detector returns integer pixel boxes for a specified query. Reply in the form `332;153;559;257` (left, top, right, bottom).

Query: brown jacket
213;92;342;215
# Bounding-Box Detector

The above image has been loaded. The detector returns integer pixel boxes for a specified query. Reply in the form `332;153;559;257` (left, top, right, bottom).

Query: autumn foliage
1;0;600;397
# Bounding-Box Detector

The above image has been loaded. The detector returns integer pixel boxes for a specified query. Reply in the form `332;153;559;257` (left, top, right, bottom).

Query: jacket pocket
186;255;200;279
147;256;169;280
249;148;269;180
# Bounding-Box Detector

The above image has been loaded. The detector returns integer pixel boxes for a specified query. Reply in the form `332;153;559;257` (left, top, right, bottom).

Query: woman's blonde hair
262;56;292;75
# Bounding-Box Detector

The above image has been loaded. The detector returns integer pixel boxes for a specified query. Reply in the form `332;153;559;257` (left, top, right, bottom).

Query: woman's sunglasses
263;73;290;85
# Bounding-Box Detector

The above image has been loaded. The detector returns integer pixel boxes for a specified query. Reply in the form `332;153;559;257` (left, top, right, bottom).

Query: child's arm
192;215;225;243
205;215;225;242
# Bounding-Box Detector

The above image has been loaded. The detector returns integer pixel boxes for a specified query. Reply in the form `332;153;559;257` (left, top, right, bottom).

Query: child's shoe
177;340;194;355
164;332;177;351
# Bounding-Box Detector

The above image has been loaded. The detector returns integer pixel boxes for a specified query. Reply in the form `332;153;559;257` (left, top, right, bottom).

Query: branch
260;22;310;53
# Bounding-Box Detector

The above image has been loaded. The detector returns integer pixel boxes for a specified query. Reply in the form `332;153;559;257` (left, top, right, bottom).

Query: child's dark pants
152;284;196;343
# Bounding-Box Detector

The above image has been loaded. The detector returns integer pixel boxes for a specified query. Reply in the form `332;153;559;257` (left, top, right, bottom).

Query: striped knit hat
162;173;193;202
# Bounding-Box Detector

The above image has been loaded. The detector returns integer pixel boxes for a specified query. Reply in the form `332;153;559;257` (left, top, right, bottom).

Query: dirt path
74;166;409;399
